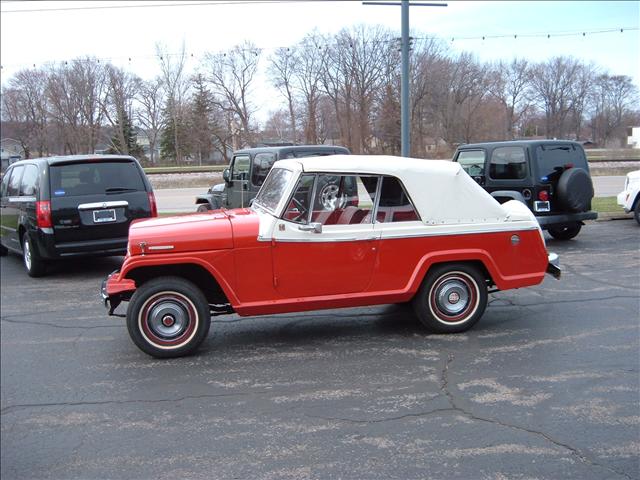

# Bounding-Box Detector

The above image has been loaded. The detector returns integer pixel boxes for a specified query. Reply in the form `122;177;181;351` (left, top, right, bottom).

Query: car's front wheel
197;203;211;213
126;277;211;358
23;235;47;277
412;263;488;333
548;223;582;240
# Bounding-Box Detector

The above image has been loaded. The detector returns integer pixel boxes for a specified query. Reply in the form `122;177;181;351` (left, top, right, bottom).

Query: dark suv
195;145;350;211
0;155;157;276
453;140;597;240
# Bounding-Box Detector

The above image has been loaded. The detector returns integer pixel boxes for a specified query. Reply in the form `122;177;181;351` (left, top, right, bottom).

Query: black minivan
0;155;157;276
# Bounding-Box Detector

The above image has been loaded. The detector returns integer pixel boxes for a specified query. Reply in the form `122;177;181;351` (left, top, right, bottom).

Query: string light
1;26;636;73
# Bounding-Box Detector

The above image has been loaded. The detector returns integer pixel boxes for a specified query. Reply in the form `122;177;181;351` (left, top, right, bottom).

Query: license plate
534;201;550;212
93;209;116;223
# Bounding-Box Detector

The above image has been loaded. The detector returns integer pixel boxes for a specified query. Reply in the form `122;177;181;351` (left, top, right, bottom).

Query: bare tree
487;58;532;139
529;56;582;139
46;57;106;154
203;41;260;148
102;65;142;154
268;47;299;143
590;74;639;146
136;78;164;165
156;42;189;163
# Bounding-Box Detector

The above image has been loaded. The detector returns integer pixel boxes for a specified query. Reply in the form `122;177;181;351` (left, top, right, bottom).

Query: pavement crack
0;390;272;416
0;317;120;330
439;352;634;480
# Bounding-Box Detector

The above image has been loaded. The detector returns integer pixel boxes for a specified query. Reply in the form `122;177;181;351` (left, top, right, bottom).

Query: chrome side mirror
298;222;322;234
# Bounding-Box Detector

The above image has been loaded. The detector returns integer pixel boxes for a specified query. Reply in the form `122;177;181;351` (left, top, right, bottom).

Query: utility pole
363;1;447;157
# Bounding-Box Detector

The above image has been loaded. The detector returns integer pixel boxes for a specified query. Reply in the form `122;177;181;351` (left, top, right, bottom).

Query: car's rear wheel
548;223;582;240
126;276;211;358
412;263;488;333
23;235;47;277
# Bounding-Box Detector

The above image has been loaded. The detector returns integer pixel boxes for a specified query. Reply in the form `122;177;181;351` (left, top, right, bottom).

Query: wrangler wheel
412;263;487;333
126;276;211;358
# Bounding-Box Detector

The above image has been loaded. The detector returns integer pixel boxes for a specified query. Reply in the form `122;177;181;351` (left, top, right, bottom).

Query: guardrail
586;149;640;162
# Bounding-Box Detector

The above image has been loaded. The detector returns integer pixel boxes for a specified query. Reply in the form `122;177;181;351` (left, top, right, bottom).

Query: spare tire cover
556;168;593;213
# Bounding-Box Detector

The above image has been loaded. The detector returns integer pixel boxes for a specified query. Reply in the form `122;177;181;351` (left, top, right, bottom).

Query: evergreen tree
108;109;143;157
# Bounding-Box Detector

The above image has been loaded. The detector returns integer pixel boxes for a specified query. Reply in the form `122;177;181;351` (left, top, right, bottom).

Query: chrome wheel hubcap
435;279;470;316
148;301;189;339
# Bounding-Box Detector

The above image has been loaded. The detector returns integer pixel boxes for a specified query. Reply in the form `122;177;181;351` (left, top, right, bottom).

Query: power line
0;0;329;14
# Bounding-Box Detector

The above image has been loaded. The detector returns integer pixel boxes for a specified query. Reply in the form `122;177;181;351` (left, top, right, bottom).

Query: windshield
253;167;293;213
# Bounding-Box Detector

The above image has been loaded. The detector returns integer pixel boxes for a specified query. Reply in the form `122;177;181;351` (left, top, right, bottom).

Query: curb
594;212;634;222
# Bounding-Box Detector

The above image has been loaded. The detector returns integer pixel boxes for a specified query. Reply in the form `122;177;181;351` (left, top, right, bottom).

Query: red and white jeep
102;155;560;358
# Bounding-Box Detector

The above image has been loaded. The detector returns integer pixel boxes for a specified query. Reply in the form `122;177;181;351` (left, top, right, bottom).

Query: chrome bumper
546;252;561;280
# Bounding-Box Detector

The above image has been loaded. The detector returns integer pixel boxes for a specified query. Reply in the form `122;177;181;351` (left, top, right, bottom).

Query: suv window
377;176;420;223
50;161;145;196
489;146;527;180
7;166;24;196
458;150;486;176
536;144;586;177
231;155;250;181
19;165;38;196
252;153;276;187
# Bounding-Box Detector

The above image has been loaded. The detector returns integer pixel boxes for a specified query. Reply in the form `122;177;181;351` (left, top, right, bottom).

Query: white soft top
274;155;510;225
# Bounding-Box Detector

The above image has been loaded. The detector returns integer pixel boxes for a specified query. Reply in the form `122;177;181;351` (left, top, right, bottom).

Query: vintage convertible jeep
103;155;560;358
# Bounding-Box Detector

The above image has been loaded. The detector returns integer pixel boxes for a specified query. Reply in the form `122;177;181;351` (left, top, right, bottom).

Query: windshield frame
252;167;295;215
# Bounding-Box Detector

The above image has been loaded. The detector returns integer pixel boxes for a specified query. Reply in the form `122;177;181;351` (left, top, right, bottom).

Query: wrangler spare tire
556;168;593;213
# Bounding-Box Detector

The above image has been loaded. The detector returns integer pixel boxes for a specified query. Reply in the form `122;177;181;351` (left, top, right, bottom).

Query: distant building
628;127;640;149
1;138;24;173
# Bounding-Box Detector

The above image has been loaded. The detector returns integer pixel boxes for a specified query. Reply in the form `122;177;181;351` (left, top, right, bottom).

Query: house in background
628;127;640;149
1;138;24;173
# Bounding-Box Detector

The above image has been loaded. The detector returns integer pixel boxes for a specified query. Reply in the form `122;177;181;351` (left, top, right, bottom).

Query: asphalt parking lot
1;219;639;480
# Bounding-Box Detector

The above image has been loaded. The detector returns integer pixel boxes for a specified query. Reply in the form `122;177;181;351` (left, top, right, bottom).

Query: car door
271;173;381;298
227;154;251;208
0;165;25;250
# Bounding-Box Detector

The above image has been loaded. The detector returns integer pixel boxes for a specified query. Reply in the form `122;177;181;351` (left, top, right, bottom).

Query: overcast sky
1;0;638;123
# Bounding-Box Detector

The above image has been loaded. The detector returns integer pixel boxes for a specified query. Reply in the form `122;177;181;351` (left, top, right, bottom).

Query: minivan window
19;165;38;197
251;152;277;187
0;171;11;197
7;166;24;196
49;161;145;196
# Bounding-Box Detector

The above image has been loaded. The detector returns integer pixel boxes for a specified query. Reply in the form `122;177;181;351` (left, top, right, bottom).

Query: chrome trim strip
148;245;175;251
78;201;129;210
263;225;540;243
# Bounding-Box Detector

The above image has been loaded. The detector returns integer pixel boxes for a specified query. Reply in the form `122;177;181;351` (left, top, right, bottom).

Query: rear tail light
538;190;549;202
148;192;158;217
36;201;52;228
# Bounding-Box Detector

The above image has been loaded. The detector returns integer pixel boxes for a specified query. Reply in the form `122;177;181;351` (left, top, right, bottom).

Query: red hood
128;211;233;255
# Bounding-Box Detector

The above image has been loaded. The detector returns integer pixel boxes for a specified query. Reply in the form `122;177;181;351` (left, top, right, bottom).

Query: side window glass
251;153;276;187
7;166;24;196
283;174;315;224
19;165;38;196
457;150;486;176
1;170;12;197
231;155;250;181
376;176;420;223
489;147;527;180
309;174;379;226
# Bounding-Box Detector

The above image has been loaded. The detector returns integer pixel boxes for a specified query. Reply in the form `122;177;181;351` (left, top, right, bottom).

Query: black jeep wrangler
195;145;350;211
453;140;597;240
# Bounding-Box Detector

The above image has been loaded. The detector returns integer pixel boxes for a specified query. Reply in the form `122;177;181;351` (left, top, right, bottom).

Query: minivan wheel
412;263;488;334
22;235;47;277
126;276;211;358
548;223;582;240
